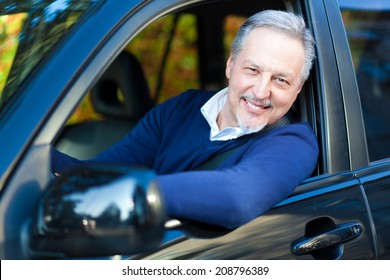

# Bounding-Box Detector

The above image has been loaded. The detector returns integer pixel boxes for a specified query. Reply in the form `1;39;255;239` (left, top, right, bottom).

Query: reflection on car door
355;162;390;259
136;173;375;260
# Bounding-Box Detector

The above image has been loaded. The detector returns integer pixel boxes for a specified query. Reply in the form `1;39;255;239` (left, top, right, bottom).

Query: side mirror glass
29;164;166;258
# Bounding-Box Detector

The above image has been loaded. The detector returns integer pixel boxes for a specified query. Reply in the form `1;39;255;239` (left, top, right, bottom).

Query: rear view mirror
29;164;166;258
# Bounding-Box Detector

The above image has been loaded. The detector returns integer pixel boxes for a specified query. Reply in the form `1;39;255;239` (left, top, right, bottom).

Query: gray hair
231;10;316;81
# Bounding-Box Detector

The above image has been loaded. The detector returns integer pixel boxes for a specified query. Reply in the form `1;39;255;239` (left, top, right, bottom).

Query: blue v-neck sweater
52;90;319;228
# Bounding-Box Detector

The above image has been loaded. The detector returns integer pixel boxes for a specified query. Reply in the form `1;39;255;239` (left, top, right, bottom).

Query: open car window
59;0;320;175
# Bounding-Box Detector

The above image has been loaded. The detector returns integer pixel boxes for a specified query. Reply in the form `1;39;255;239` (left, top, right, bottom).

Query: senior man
52;10;318;229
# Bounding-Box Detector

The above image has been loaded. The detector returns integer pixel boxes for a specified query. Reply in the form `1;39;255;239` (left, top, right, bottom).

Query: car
0;0;389;260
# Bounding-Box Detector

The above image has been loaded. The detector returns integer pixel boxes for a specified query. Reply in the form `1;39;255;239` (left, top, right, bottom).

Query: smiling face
219;27;306;132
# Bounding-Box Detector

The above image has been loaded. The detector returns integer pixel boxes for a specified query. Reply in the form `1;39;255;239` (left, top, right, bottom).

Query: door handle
291;222;363;256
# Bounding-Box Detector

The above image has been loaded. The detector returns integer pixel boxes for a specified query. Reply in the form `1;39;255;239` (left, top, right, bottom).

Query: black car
0;0;389;260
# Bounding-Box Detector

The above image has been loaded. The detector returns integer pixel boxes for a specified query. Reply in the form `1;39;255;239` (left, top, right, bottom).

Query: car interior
55;51;154;159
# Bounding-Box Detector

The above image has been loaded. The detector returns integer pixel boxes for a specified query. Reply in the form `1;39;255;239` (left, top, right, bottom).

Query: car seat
55;51;154;160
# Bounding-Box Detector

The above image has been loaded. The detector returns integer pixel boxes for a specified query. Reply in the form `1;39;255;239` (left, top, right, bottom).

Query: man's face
222;27;305;132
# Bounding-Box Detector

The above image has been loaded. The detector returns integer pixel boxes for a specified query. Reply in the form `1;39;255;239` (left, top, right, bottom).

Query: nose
252;75;271;100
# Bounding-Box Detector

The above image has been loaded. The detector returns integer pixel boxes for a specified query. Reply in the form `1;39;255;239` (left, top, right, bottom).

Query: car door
355;164;390;259
139;0;382;260
137;173;374;260
133;0;377;260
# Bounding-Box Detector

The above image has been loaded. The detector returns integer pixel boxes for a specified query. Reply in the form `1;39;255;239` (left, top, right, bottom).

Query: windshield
0;0;99;110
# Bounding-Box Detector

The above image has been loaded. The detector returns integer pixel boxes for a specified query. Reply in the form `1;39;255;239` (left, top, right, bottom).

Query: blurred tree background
128;14;199;103
0;13;26;94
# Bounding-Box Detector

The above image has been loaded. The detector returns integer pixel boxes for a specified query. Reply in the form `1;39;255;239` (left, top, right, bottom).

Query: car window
339;0;390;162
0;0;98;112
58;0;322;171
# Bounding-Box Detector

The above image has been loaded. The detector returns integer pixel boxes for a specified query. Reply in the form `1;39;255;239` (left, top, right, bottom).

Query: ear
225;54;234;79
296;81;304;96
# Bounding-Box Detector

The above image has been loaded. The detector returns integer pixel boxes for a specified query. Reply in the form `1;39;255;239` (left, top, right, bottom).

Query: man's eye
275;77;289;85
245;67;257;74
273;77;291;89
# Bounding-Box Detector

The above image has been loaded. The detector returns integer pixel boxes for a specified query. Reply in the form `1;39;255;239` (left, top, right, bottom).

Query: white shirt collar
200;87;252;141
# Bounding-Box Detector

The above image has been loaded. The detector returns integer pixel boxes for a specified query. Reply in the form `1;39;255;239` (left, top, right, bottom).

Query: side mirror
29;164;166;258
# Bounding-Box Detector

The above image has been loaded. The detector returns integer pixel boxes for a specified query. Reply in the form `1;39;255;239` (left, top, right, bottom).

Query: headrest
91;51;154;120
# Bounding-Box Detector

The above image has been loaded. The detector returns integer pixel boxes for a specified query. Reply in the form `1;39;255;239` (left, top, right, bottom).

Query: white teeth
242;96;270;110
245;99;265;110
247;100;261;110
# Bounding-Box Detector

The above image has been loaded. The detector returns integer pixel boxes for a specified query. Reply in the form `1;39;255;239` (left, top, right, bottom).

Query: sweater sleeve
156;123;319;229
51;148;84;173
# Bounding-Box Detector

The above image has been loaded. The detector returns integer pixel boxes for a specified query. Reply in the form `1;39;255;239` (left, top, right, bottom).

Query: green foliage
127;14;199;103
0;13;27;97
